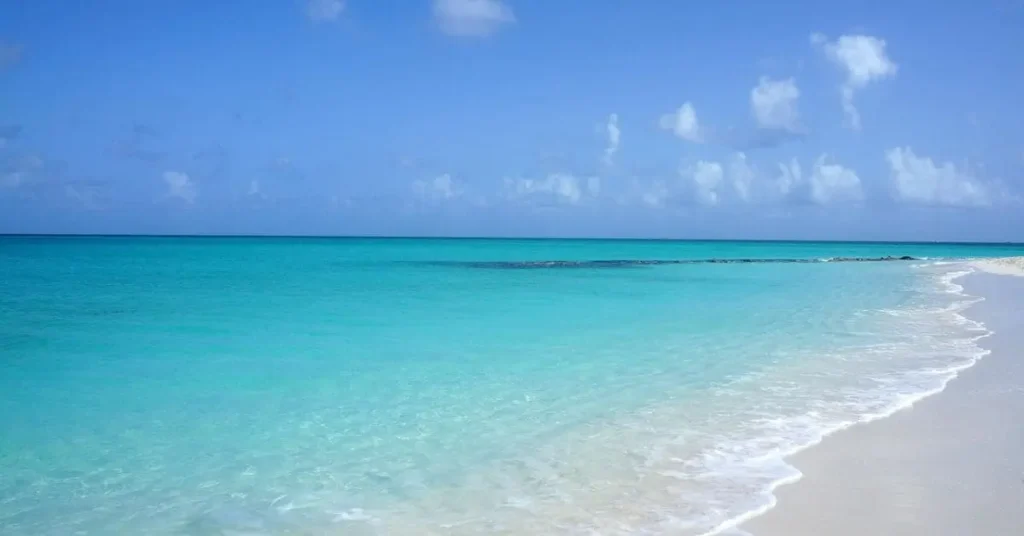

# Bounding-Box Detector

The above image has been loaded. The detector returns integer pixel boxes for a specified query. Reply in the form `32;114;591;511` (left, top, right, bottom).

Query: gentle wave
703;263;989;536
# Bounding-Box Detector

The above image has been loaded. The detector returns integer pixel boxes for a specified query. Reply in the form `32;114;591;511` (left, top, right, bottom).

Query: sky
1;0;1023;241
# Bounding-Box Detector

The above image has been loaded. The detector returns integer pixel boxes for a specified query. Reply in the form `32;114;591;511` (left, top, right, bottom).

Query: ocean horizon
3;237;1023;535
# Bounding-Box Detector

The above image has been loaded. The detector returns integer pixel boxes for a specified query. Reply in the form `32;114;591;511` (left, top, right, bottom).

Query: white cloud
504;173;599;205
775;158;802;197
751;77;801;132
163;171;196;204
305;0;345;22
643;182;669;207
603;113;620;166
809;155;862;204
413;173;462;201
729;153;756;202
688;160;724;206
813;33;897;129
659;102;703;143
886;147;993;207
433;0;515;37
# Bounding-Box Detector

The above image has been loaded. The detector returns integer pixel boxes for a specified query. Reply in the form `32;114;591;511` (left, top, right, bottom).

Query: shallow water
1;237;1022;535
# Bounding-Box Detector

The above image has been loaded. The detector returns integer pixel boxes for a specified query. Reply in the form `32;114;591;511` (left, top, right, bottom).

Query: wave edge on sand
708;264;993;536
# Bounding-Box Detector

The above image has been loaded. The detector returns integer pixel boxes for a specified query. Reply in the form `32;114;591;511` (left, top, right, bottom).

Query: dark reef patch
423;256;919;270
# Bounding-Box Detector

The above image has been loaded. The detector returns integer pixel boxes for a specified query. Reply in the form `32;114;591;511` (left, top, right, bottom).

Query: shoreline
737;259;1024;535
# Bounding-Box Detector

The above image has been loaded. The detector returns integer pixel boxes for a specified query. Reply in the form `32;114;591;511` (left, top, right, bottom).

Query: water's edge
714;262;993;536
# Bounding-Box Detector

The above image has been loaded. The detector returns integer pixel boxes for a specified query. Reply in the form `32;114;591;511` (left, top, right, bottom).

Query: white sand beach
741;262;1024;535
972;256;1024;277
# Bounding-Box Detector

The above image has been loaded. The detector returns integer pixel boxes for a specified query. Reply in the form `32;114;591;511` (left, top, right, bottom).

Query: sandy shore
740;265;1024;536
971;256;1024;277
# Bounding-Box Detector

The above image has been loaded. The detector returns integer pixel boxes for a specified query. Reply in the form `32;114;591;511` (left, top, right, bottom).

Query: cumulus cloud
639;180;670;208
809;155;863;204
0;42;22;70
813;33;897;129
751;77;801;132
305;0;345;22
603;113;620;166
886;147;994;207
433;0;515;37
504;173;599;205
770;156;861;205
163;171;196;204
413;173;462;201
659;102;703;143
687;161;724;206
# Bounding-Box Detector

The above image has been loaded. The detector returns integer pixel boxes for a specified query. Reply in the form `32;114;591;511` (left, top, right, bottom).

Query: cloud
809;155;863;204
0;42;22;70
638;180;670;208
163;171;196;204
305;0;345;22
751;77;801;132
775;158;802;197
770;156;861;205
729;153;755;202
504;173;599;205
886;147;995;207
603;113;620;166
686;160;724;206
413;173;462;201
659;102;703;143
813;33;897;129
433;0;515;37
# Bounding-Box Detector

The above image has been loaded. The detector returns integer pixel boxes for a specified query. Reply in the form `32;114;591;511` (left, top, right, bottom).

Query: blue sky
1;1;1022;240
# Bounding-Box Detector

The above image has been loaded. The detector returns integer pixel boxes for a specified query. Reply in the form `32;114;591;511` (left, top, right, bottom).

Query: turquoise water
2;237;1022;535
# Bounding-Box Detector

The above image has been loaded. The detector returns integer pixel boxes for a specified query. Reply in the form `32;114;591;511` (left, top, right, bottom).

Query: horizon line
1;233;1022;246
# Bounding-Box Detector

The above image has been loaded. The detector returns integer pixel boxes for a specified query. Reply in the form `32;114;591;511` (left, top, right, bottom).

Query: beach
742;260;1024;535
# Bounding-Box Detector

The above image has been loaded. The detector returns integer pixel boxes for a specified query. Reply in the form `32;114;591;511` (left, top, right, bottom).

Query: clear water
2;237;1022;535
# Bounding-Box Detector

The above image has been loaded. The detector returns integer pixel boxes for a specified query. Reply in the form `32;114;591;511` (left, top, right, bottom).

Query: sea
2;237;1023;536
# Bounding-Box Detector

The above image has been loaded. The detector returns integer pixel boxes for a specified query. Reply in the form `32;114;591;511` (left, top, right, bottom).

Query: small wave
702;264;990;535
